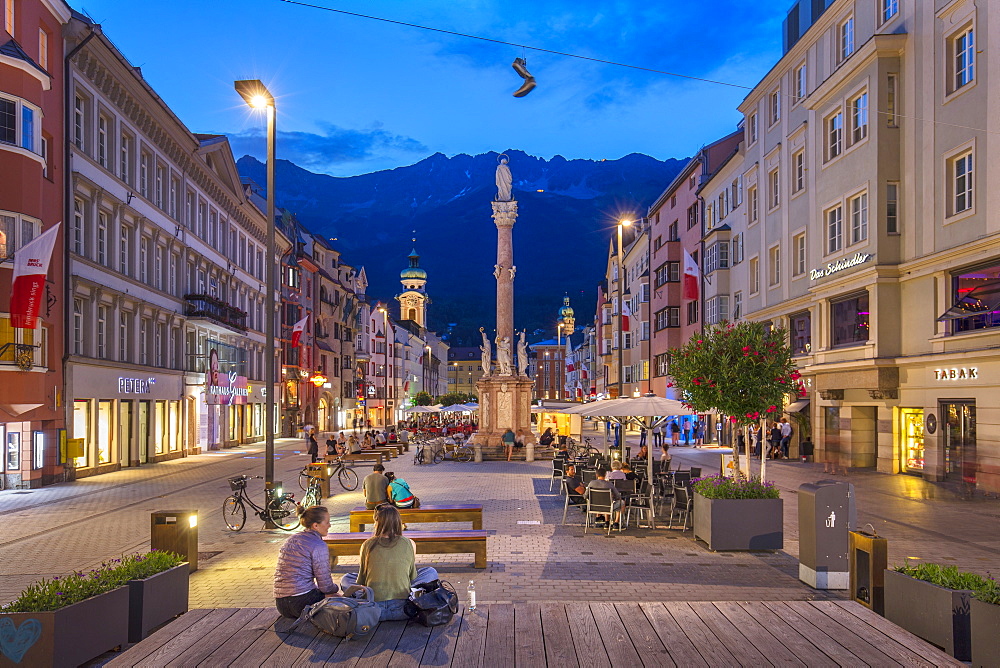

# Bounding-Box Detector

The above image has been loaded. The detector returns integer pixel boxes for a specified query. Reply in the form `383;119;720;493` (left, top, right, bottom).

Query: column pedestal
472;376;535;458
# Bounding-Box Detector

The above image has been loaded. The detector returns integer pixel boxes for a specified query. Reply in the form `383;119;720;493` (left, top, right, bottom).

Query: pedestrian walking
779;418;792;459
695;421;705;446
306;430;319;463
652;423;664;449
669;419;680;446
682;418;690;445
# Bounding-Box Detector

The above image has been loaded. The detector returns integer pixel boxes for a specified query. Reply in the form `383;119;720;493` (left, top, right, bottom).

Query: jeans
338;566;440;620
275;588;325;619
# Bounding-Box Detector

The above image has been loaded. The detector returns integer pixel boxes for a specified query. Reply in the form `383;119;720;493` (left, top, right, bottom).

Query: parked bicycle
297;459;359;493
567;436;601;460
414;440;443;465
222;475;299;531
300;475;322;510
441;438;474;463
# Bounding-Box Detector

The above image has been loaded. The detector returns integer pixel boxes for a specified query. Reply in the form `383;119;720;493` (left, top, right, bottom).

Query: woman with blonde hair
340;505;439;620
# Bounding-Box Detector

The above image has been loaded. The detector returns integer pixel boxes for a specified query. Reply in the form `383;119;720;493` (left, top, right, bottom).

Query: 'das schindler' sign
810;252;872;280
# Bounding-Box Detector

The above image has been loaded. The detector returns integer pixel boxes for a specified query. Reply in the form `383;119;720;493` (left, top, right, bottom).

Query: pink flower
765;405;777;413
730;416;738;424
742;346;751;352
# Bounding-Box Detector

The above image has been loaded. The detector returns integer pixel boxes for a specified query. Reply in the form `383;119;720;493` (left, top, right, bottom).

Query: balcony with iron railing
185;294;248;332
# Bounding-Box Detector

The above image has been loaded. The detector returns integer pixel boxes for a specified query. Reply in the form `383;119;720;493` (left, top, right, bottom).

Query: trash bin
798;481;855;589
305;463;331;499
150;510;198;572
849;527;888;615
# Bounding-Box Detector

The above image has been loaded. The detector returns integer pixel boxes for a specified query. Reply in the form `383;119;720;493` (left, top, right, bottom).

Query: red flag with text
683;249;700;301
621;301;632;331
291;314;310;347
10;223;60;329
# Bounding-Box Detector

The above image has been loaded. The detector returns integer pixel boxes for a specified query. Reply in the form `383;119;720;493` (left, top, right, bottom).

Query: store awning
786;400;810;413
317;340;336;352
938;279;1000;320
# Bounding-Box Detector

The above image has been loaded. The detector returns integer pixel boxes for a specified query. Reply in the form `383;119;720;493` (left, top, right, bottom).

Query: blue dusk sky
78;0;791;176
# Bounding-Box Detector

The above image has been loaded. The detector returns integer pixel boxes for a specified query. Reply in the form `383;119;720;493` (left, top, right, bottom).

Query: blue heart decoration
0;617;43;664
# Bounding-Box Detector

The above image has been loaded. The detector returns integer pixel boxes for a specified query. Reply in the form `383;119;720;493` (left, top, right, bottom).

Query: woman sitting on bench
340;505;438;620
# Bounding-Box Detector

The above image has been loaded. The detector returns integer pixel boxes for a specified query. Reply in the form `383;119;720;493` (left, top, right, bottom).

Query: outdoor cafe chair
561;479;587;525
668;484;693;530
583;488;619;536
550;459;566;492
673;470;692;488
626;480;656;529
689;466;702;479
582;469;597;486
612;478;636;500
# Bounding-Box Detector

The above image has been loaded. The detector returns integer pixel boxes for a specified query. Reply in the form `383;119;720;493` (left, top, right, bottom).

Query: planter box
693;493;783;551
884;569;971;661
128;563;190;642
971;598;1000;668
0;586;129;668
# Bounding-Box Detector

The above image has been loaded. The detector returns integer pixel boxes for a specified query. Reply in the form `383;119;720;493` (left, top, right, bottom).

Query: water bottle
467;580;477;611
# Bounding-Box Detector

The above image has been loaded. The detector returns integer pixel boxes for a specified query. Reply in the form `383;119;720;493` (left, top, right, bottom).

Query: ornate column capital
491;200;518;228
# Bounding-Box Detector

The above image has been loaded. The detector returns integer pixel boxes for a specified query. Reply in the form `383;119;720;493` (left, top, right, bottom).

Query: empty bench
349;504;483;532
331;453;383;466
325;530;487;568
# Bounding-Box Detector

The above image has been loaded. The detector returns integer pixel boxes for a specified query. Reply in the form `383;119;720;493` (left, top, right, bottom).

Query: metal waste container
305;463;331;499
150;510;198;572
798;481;855;589
849;527;887;615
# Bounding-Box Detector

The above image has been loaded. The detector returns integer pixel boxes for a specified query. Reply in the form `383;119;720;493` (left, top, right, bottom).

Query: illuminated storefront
898;408;924;474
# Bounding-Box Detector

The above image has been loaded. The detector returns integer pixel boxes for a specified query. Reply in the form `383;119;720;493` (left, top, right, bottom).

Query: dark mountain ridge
237;150;687;345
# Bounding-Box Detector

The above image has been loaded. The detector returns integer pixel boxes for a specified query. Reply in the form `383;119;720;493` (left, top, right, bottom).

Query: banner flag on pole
683;249;700;301
621;301;632;331
291;314;310;347
10;223;60;329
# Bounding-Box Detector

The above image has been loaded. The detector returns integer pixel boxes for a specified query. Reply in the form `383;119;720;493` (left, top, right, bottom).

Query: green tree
668;321;804;470
435;391;475;406
412;391;434;406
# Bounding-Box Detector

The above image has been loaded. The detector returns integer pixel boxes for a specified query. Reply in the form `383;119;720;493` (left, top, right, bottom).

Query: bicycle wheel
298;469;312;491
455;446;473;463
432;448;444;464
222;496;246;531
301;482;320;508
269;497;300;530
338;467;359;491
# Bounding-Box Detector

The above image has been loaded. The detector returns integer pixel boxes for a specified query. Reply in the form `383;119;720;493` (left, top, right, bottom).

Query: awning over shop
786;400;810;413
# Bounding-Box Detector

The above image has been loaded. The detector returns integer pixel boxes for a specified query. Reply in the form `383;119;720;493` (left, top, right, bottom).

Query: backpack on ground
404;580;459;627
292;585;380;639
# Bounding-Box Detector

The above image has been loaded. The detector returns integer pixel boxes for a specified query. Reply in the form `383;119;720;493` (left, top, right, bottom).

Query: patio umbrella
404;406;440;413
439;404;469;412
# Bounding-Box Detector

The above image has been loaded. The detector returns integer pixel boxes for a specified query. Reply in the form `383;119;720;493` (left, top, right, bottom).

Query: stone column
492;200;517;344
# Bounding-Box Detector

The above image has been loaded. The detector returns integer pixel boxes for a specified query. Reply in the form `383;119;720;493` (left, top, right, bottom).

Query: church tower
397;244;428;328
558;294;575;332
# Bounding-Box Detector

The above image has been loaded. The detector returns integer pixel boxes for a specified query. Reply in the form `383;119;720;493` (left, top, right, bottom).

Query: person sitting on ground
339;505;439;621
606;460;627;480
586;467;623;528
363;464;390;510
273;505;339;618
515;428;527;452
538;427;555;446
564;464;586;505
386;472;417;508
502;427;516;462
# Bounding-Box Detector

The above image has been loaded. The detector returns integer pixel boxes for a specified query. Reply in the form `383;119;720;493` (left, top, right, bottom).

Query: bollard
474;443;483;463
150;510;199;572
525;441;535;462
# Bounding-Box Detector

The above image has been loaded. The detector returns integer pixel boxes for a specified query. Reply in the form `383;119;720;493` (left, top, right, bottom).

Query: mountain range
236;150;688;345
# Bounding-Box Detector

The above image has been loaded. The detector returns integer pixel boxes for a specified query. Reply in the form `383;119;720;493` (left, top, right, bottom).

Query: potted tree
0;551;184;667
691;475;782;550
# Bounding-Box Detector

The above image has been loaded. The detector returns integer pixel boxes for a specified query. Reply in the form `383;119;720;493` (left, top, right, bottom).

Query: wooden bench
349;504;483;532
372;446;397;459
325;530;487;568
330;452;382;466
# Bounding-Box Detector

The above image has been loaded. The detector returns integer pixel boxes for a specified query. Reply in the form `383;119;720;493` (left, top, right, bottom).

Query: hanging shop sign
206;349;248;405
809;252;872;280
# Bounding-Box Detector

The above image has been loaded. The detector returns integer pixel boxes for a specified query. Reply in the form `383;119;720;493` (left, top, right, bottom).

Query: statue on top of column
495;154;513;202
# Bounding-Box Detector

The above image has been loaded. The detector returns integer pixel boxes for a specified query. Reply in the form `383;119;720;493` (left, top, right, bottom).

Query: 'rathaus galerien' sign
810;252;872;280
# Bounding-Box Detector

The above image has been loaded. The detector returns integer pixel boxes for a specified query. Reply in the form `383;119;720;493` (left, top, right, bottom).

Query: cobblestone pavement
1;429;997;609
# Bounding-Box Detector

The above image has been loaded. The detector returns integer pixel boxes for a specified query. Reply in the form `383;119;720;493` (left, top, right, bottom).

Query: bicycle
222;475;299;531
414;440;443;465
297;459;359;493
300;475;322;510
440;437;474;463
568;436;601;460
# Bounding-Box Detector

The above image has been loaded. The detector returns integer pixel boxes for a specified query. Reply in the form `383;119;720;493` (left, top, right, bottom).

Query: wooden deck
105;600;962;667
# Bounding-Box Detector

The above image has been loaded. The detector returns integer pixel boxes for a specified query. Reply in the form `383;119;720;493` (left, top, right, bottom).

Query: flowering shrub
692;475;780;500
667;321;802;428
0;551;184;613
893;563;1000;605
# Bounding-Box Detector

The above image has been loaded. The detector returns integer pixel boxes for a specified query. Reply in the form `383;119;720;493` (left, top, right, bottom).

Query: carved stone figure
480;327;492;376
495;155;513;202
493;264;502;280
495;335;513;376
508;265;516;280
517;331;528;376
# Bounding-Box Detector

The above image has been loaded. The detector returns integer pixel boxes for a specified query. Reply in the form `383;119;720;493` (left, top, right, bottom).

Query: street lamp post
235;80;277;517
617;220;632;399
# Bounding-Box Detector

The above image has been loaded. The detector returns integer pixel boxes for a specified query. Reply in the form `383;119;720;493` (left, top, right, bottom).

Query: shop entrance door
137;401;150;465
942;402;976;485
119;402;134;466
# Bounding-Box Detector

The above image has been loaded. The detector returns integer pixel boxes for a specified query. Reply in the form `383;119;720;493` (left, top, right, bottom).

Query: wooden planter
128;563;190;642
0;586;129;668
693;493;783;551
971;598;1000;667
884;569;972;661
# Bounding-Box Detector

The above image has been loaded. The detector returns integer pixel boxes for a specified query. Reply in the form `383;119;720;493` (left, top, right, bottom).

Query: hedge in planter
885;563;990;662
692;475;783;551
0;551;184;667
971;579;1000;668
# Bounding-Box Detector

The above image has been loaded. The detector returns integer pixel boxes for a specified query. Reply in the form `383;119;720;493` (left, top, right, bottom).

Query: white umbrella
404;406;440;413
439;404;469;412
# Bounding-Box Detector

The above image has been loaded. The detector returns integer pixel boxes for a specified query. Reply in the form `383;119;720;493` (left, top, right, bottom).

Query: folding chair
550;459;566;492
561;479;587;525
582;469;597;486
668;485;693;530
626;479;656;529
583;488;618;536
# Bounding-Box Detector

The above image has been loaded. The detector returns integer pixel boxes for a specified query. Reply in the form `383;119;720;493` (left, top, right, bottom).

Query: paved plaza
2;430;999;611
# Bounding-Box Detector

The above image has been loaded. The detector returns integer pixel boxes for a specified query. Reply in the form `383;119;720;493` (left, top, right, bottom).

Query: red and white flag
683;249;700;301
566;356;575;373
621;301;632;331
290;314;310;348
10;223;60;329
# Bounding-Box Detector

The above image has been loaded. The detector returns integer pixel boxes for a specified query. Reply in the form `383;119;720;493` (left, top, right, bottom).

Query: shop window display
899;408;924;473
939;263;1000;333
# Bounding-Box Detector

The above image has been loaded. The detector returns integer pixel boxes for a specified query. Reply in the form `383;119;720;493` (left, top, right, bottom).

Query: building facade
0;0;71;488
